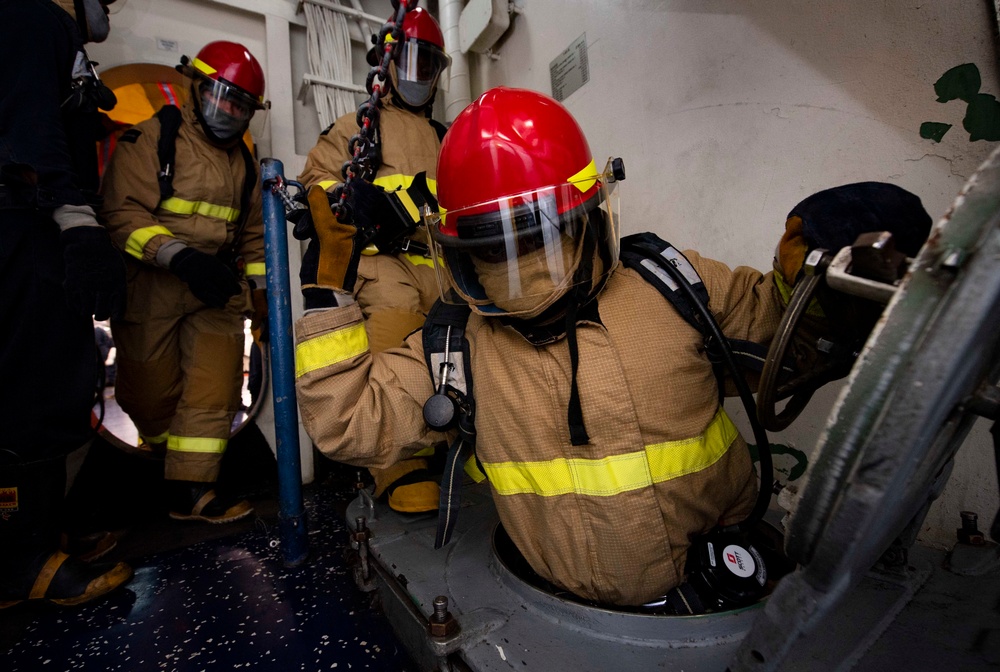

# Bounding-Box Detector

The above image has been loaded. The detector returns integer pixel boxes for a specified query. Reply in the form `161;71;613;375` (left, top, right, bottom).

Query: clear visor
393;39;450;106
427;161;621;316
197;77;264;120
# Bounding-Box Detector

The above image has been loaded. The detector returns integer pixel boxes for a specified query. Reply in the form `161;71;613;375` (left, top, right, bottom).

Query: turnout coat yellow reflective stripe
294;252;783;606
99;100;264;272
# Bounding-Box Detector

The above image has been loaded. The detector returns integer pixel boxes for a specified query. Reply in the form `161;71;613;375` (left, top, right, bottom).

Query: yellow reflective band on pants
483;408;738;497
167;435;228;454
295;323;369;378
125;225;175;260
141;430;170;444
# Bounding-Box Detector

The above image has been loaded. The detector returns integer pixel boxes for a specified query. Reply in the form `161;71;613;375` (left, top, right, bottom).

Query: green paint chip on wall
935;63;981;103
919;122;952;142
963;93;1000;141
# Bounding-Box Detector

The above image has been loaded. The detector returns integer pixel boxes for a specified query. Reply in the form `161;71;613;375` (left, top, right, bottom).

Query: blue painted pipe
261;158;309;567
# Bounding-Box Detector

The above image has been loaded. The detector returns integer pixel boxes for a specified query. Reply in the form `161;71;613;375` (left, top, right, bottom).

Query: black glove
776;181;933;355
169;247;242;308
360;171;437;253
777;181;932;287
59;226;127;321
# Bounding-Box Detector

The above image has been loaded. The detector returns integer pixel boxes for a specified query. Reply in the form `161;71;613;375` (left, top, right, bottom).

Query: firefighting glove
297;184;363;309
55;206;127;321
777;181;932;290
169;247;242;309
358;172;438;253
775;181;933;355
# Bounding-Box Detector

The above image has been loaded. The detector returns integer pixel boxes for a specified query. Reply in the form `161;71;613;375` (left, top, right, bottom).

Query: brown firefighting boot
373;458;440;514
167;480;253;524
0;456;132;608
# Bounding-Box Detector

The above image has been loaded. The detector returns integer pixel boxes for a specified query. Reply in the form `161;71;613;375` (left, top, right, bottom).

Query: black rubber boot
0;549;133;609
0;455;132;608
167;480;253;524
60;530;118;562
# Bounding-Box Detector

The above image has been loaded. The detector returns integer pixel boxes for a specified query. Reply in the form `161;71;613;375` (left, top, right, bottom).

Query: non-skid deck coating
0;488;416;672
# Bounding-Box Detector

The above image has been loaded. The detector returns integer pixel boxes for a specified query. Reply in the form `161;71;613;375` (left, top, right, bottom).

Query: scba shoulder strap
155;105;183;201
619;232;771;376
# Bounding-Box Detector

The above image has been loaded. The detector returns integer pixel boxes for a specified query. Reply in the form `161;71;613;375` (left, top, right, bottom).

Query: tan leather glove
300;184;362;293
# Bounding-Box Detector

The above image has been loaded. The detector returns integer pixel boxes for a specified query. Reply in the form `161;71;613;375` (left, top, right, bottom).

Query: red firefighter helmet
429;88;621;318
178;41;269;143
367;7;451;109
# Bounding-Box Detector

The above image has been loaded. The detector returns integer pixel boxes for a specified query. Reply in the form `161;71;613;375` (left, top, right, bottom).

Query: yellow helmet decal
192;58;217;76
568;159;599;193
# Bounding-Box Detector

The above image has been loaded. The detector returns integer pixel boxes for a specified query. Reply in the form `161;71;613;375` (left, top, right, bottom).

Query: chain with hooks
331;0;418;241
264;174;306;215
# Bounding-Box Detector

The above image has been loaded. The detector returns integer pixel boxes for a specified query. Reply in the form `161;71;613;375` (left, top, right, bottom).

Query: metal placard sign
550;33;589;102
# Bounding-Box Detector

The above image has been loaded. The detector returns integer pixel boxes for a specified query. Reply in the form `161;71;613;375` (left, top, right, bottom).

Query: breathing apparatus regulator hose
656;260;775;533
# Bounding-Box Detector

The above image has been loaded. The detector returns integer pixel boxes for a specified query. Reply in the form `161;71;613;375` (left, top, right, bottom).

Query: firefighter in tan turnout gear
100;41;269;523
293;88;932;606
297;6;451;513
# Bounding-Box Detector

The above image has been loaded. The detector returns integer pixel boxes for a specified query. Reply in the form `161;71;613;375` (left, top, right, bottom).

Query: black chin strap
565;245;599;447
565;292;589;446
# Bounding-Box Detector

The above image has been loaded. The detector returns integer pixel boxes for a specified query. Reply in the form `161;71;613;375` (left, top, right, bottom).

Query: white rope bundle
304;1;356;129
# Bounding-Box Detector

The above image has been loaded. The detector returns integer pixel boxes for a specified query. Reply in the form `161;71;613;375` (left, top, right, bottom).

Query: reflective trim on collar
167;435;228;454
295;323;369;378
159;197;240;223
483;409;738;497
125;225;174;259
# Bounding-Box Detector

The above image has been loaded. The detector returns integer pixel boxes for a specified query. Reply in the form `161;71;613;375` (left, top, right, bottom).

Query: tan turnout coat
295;251;784;605
299;98;443;352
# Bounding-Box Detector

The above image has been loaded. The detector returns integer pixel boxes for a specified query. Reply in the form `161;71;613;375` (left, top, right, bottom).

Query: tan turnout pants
112;261;249;483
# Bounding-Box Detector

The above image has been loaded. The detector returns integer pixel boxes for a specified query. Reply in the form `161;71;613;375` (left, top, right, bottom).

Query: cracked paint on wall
922;63;1000;143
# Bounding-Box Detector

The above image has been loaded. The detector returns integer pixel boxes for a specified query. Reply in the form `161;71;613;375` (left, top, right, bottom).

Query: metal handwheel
730;146;1000;672
756;251;855;432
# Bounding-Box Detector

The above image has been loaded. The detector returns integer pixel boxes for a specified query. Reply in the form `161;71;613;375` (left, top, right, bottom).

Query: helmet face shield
393;39;450;107
179;46;269;145
429;164;620;317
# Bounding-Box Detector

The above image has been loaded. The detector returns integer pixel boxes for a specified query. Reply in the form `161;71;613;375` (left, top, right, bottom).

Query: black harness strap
619;233;772;389
421;300;478;549
155;105;183;201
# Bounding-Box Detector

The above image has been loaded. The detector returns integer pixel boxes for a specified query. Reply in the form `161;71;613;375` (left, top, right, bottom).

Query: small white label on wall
550;33;589;102
157;38;179;53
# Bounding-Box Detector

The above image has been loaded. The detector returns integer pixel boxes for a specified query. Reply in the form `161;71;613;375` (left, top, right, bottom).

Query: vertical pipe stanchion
261;157;309;567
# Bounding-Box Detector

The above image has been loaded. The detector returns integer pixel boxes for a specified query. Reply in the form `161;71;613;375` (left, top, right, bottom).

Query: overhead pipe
440;0;472;122
261;158;309;568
